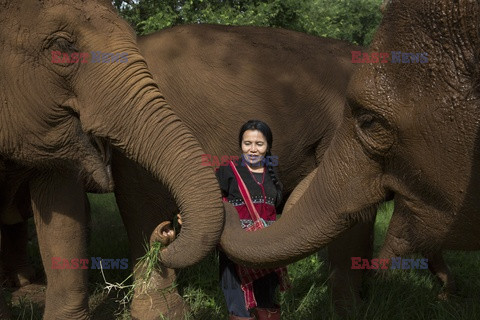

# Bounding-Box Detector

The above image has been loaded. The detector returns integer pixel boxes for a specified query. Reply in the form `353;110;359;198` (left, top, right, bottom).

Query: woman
216;119;288;320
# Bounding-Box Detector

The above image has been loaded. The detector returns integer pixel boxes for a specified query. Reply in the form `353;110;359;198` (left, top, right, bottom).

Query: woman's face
241;129;268;165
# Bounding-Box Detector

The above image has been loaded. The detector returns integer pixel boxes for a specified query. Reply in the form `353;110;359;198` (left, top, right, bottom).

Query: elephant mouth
91;136;112;169
85;135;113;193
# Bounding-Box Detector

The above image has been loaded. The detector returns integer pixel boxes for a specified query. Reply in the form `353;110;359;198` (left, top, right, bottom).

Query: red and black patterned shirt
216;160;281;228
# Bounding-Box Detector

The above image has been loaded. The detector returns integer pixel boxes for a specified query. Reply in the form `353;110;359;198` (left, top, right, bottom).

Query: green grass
10;197;480;319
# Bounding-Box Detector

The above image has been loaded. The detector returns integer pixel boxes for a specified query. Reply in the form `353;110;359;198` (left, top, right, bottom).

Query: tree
114;0;383;46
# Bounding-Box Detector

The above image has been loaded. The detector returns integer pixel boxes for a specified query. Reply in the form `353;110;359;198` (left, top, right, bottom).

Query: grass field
8;195;480;319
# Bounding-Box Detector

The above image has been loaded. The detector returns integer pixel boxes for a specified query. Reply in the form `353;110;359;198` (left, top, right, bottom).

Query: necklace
247;166;265;185
246;165;266;216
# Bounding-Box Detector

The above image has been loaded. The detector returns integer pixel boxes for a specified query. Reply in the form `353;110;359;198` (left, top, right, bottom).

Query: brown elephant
111;24;376;318
0;22;371;318
0;1;225;319
220;0;479;303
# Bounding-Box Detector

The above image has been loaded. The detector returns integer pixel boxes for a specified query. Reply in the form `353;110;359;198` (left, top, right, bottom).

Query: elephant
220;0;480;304
0;22;372;318
0;1;225;318
111;24;376;318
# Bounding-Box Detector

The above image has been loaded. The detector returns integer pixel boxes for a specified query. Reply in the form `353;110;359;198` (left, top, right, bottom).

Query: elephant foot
331;285;363;316
435;274;457;301
0;221;35;288
327;215;375;316
425;251;457;301
436;278;457;301
2;265;35;288
131;260;188;320
329;268;364;317
437;291;449;301
131;289;188;320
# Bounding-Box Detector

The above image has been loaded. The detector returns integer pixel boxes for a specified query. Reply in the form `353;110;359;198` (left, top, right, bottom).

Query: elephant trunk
124;100;223;269
220;117;385;268
83;64;223;269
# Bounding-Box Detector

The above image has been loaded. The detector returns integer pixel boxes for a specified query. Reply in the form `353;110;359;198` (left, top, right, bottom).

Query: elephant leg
0;231;12;319
379;209;455;299
1;181;35;287
112;151;187;319
30;171;90;320
1;221;35;287
424;251;456;300
327;208;376;315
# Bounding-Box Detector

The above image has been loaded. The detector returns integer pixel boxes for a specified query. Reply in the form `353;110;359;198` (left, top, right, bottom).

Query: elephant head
0;0;224;268
220;0;480;267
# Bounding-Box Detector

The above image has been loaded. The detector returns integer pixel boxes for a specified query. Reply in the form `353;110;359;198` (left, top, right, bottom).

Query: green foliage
298;0;383;46
114;0;383;46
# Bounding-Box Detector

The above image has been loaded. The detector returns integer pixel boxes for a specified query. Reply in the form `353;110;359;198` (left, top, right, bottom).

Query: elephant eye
55;38;78;53
358;113;374;129
354;111;395;156
45;33;82;68
44;32;77;52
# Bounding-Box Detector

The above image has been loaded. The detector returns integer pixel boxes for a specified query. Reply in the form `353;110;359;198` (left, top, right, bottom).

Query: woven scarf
227;161;291;309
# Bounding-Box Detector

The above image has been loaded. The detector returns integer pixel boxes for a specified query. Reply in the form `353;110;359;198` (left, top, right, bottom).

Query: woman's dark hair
238;120;283;206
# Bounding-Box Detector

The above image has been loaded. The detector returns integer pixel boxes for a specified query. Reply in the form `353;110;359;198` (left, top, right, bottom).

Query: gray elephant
0;1;225;319
220;0;478;305
112;24;375;318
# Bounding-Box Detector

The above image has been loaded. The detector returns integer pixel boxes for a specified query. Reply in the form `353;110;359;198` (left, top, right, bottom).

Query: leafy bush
114;0;383;46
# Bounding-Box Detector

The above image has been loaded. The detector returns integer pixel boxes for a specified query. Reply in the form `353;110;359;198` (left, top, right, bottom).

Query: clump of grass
98;240;167;317
99;260;134;316
11;296;43;320
136;241;164;287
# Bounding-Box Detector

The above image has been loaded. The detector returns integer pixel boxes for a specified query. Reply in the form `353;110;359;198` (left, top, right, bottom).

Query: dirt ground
6;281;128;319
10;283;46;307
